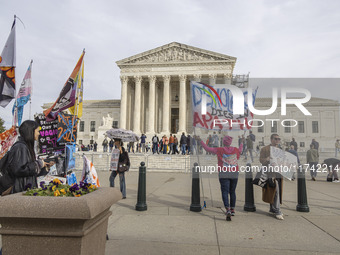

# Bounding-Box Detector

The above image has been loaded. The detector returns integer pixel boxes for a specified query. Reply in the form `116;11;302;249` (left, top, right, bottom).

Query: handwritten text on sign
191;82;257;131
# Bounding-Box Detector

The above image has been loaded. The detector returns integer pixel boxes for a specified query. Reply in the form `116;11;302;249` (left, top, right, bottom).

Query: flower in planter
54;190;61;197
24;183;32;191
40;181;45;188
25;178;97;197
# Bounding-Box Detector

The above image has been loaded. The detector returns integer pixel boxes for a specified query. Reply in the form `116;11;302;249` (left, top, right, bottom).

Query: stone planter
0;187;121;255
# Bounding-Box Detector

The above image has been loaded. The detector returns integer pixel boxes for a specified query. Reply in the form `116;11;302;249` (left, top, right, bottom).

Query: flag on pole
0;17;16;108
68;57;84;118
12;60;32;126
43;50;85;121
81;155;100;187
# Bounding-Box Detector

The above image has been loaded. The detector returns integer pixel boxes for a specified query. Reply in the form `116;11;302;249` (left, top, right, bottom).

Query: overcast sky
1;0;340;128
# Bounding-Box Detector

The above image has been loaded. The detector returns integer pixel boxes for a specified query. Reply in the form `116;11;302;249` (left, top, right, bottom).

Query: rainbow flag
43;50;85;121
68;58;84;118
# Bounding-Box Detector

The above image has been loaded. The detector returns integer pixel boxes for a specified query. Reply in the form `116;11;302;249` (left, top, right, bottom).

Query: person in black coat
109;139;130;198
8;120;51;194
180;133;187;155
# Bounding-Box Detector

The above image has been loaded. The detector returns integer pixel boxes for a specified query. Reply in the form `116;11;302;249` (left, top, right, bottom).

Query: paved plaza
97;164;340;255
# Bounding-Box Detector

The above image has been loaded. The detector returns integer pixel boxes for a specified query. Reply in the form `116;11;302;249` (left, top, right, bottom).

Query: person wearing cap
199;135;243;221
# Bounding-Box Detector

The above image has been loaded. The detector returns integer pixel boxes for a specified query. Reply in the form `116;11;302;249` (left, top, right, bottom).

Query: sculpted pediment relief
117;42;236;65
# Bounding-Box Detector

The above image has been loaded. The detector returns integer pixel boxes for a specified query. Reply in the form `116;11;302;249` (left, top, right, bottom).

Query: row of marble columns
120;73;232;135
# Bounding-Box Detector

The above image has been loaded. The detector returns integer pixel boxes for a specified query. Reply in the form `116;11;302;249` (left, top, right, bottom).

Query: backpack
153;136;158;143
0;150;14;195
0;141;25;196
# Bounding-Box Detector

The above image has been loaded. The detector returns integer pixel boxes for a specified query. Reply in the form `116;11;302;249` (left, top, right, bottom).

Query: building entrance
171;108;179;134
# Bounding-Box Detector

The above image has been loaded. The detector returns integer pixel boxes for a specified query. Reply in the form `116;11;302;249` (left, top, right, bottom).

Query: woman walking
8;120;51;194
200;135;242;221
109;139;130;199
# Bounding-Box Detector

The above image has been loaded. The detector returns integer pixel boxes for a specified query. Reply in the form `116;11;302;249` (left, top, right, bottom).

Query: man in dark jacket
259;133;284;220
180;133;187;155
290;138;298;151
152;134;159;154
186;135;191;155
109;139;114;153
312;139;319;151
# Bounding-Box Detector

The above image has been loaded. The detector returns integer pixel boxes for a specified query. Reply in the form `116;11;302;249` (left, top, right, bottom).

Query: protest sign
35;114;59;154
110;148;120;171
191;81;257;131
57;112;78;146
270;146;298;181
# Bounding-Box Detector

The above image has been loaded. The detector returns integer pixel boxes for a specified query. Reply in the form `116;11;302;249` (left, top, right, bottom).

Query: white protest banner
191;81;258;131
110;148;120;171
270;146;298;181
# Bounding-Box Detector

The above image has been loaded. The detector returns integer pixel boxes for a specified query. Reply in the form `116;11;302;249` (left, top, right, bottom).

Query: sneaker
312;177;316;181
276;214;284;220
226;211;232;221
231;209;235;216
270;210;284;216
332;180;340;183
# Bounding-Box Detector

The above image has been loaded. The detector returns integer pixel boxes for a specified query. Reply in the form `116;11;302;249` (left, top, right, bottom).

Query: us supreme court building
72;42;340;151
117;42;237;135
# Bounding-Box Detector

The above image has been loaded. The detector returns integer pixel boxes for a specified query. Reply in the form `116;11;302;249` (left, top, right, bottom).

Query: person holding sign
109;139;130;199
259;134;284;220
199;135;243;221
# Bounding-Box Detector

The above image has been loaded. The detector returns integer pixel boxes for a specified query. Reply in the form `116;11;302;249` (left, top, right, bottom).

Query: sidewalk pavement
94;170;340;255
2;169;338;255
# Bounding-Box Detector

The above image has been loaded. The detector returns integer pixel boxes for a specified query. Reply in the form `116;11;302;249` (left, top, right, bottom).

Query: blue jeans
336;148;340;157
169;143;174;154
181;144;186;155
152;143;158;154
218;171;239;208
109;171;126;197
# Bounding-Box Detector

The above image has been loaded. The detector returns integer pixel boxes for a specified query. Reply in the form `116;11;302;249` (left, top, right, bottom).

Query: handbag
252;167;268;188
118;163;129;173
0;150;14;196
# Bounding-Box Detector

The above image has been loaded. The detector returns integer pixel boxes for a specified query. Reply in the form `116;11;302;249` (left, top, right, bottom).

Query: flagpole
13;15;17;127
29;59;33;120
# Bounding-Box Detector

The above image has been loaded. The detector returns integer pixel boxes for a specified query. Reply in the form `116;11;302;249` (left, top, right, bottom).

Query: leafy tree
0;117;6;133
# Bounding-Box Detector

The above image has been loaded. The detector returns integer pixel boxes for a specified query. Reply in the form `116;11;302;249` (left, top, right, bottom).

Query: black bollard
136;162;147;211
190;162;202;212
244;163;256;212
296;165;309;212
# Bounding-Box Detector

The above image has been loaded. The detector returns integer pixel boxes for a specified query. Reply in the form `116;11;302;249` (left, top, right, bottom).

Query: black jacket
180;135;187;145
8;138;41;193
118;147;130;166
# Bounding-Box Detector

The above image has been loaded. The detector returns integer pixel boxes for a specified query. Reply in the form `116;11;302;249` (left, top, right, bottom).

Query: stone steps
73;151;337;172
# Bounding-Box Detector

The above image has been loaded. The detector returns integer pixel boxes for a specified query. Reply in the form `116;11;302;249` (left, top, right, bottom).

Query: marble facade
116;42;236;136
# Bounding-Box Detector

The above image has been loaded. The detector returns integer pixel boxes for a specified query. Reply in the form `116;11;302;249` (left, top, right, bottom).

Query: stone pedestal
0;187;122;255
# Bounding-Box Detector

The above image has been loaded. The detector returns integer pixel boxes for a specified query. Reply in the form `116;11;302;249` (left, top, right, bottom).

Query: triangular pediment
116;42;236;66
